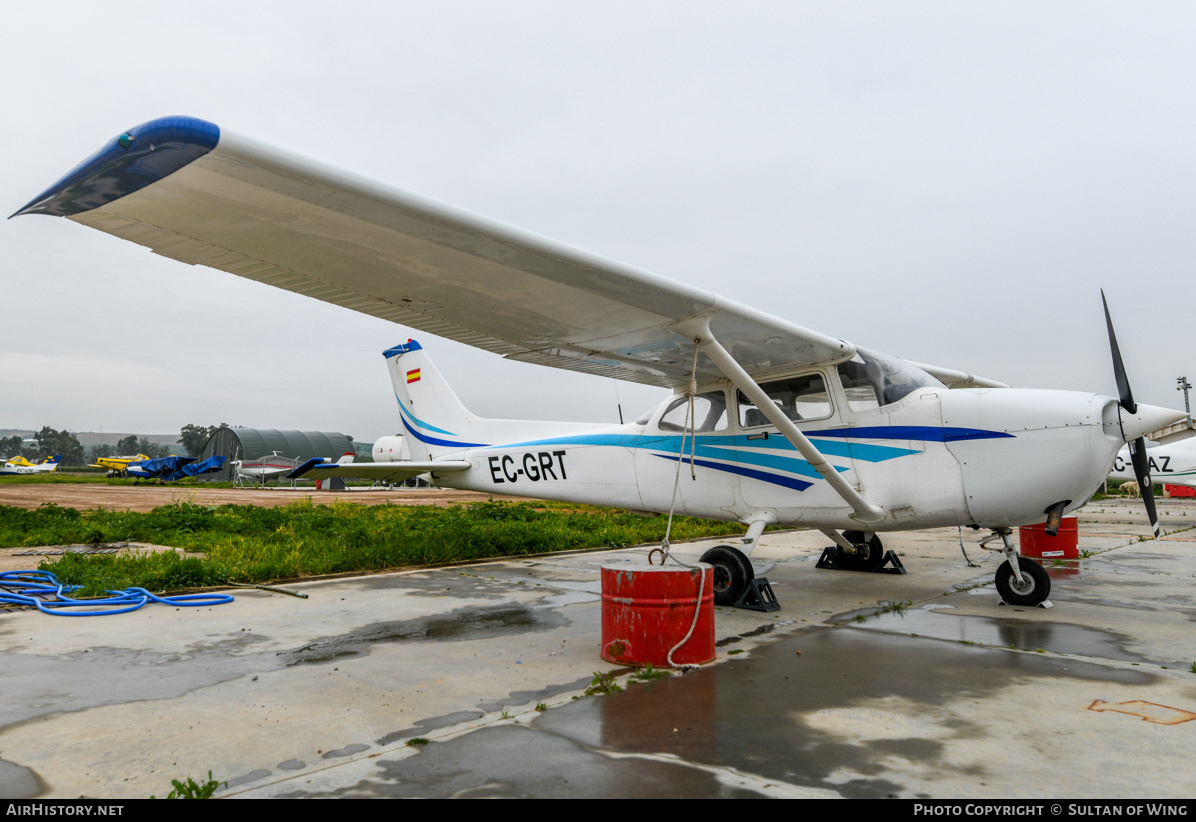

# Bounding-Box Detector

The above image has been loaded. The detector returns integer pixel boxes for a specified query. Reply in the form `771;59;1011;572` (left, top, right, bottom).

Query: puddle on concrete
532;628;1155;798
274;627;1161;799
281;604;567;666
0;637;276;729
0;757;44;799
840;608;1154;664
354;572;523;599
323;743;370;759
375;710;486;746
224;769;271;790
278;724;759;799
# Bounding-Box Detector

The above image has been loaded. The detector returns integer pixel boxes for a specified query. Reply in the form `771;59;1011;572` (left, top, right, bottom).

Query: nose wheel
988;529;1052;606
995;556;1051;606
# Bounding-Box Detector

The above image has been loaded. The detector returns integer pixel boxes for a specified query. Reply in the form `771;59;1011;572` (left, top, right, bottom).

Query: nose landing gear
984;528;1052;607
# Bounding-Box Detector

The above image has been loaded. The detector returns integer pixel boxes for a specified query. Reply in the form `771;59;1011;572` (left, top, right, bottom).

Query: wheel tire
995;556;1051;606
699;545;755;606
837;530;885;572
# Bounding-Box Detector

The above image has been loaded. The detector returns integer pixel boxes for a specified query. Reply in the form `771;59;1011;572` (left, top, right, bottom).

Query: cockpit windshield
837;347;943;411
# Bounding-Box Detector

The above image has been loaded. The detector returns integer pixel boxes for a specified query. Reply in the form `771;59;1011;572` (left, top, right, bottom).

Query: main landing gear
699;545;753;606
698;545;780;611
984;528;1051;606
816;530;906;574
836;530;886;572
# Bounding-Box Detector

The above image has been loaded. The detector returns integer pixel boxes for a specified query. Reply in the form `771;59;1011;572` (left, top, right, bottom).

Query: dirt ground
0;483;525;513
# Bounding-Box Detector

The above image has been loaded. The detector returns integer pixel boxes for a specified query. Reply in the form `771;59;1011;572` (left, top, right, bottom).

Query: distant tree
136;437;170;460
178;423;229;457
33;426;85;466
89;444;113;463
0;435;22;459
116;435;140;456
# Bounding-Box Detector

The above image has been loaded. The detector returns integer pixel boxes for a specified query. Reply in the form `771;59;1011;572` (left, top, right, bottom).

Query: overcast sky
3;2;1195;443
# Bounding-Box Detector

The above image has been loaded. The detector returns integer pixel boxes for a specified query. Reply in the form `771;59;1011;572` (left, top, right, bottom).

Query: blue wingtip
12;116;220;219
287;457;326;480
382;339;423;359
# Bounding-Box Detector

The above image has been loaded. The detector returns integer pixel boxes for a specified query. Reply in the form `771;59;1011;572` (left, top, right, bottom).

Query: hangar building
197;428;355;482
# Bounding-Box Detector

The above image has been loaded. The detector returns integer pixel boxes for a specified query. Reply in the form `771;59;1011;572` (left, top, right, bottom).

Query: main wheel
995;556;1051;606
699;545;755;606
838;531;885;572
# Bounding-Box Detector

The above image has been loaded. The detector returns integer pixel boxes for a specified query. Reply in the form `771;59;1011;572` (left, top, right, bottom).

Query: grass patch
584;671;623;696
152;771;224;799
1;498;744;595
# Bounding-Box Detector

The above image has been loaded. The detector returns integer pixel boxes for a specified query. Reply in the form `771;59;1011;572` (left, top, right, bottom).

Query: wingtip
14;116;220;219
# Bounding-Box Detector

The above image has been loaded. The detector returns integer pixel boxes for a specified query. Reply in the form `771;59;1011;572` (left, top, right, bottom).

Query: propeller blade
1129;436;1160;539
1102;289;1136;414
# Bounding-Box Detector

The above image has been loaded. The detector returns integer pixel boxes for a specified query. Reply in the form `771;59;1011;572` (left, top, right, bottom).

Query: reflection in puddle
849;608;1149;663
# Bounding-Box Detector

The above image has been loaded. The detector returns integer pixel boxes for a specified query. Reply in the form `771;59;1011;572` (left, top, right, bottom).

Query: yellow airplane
0;455;62;476
90;454;150;477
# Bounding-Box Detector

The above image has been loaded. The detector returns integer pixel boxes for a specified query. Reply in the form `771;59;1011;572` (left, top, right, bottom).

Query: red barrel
1018;516;1079;559
600;563;715;667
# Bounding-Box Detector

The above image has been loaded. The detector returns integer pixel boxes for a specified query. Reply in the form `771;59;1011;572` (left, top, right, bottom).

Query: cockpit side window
658;390;729;432
837;347;943;410
737;373;832;427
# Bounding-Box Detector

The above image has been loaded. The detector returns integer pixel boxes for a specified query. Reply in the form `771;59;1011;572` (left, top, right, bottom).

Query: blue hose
0;570;233;616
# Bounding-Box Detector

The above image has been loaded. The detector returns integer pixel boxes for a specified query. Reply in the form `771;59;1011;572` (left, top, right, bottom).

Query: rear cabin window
737;374;832;427
658;391;729;432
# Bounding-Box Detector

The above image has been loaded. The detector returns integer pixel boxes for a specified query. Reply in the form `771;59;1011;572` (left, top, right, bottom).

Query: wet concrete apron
2;499;1195;798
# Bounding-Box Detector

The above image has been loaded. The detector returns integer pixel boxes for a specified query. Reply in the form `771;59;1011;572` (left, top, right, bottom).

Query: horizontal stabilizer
287;458;471;483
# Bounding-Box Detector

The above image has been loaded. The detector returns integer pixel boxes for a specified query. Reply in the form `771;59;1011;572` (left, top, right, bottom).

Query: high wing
287;458;470;483
15;116;998;388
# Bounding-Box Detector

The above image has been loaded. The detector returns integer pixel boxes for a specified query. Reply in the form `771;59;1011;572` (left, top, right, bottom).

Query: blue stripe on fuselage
656;455;814;492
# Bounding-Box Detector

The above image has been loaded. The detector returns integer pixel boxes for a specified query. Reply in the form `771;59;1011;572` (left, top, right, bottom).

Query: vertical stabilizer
384;340;489;460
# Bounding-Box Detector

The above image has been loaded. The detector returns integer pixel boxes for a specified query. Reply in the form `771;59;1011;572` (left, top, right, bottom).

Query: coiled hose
0;570;233;616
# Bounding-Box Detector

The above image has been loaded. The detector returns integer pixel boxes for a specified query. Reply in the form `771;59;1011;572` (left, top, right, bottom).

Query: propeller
1102;289;1160;539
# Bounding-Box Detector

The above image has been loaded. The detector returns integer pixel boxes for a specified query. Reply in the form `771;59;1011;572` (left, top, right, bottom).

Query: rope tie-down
646;340;708;670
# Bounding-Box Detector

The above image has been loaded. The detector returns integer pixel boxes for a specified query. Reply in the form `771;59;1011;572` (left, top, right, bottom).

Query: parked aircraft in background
17;116;1187;608
0;455;61;476
1111;436;1196;489
91;454;151;477
125;455;226;482
233;452;301;486
372;435;410;462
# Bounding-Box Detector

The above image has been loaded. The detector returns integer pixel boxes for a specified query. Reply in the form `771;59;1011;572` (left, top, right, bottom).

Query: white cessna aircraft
15;116;1184;608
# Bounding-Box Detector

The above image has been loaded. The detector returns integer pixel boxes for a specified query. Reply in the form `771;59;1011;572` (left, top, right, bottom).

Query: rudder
384;340;489;460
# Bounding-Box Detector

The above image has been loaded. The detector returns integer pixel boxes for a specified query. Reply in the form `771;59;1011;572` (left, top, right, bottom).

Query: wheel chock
734;577;780;612
876;551;907;575
815;547;844;570
816;548;908;575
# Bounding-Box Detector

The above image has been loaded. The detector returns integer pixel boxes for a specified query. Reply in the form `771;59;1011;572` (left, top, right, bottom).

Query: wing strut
676;318;886;524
